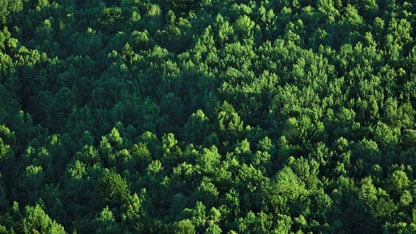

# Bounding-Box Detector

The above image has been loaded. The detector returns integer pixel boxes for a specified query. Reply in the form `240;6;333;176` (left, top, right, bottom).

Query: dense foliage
1;0;416;233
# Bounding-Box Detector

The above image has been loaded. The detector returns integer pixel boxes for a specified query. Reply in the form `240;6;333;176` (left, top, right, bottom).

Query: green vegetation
1;0;416;233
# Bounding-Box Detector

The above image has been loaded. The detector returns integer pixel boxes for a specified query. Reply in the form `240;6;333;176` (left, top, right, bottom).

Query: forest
0;0;416;233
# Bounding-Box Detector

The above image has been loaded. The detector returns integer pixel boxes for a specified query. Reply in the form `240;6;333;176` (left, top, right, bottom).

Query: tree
94;206;122;234
22;204;66;234
183;109;212;145
237;211;273;234
174;219;196;234
99;169;131;207
216;101;244;143
0;0;23;24
121;192;143;232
